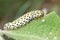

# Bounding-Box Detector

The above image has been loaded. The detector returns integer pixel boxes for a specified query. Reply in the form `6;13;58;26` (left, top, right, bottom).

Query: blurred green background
0;0;60;29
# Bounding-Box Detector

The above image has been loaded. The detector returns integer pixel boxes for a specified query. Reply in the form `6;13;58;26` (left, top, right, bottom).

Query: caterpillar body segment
4;10;45;30
4;22;14;30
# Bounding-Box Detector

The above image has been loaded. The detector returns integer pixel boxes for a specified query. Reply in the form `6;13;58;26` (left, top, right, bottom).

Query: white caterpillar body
4;10;45;30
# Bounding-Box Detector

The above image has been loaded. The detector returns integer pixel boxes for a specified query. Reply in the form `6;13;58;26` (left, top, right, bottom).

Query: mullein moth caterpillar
4;9;47;30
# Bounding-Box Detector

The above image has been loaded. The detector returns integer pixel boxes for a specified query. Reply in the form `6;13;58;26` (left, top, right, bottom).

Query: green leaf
14;1;31;19
3;11;60;40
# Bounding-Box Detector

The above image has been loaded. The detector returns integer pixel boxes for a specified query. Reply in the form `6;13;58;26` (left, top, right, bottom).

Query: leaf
2;11;60;40
0;30;4;40
14;1;31;19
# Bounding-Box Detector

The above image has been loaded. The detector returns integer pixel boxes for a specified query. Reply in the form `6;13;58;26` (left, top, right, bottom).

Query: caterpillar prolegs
3;9;47;30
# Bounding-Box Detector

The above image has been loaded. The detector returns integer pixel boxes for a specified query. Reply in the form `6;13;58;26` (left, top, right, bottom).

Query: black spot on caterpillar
3;10;46;30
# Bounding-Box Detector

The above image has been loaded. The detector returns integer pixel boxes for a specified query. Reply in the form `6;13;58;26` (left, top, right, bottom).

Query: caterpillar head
42;8;48;16
3;22;15;30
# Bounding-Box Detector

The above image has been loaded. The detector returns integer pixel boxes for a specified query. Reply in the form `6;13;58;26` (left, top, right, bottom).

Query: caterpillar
3;9;47;30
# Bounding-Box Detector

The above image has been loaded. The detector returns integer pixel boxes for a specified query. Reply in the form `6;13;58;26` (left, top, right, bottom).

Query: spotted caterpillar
3;9;47;30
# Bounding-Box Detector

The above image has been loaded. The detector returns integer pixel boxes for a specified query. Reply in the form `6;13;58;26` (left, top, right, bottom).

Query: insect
3;9;46;30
